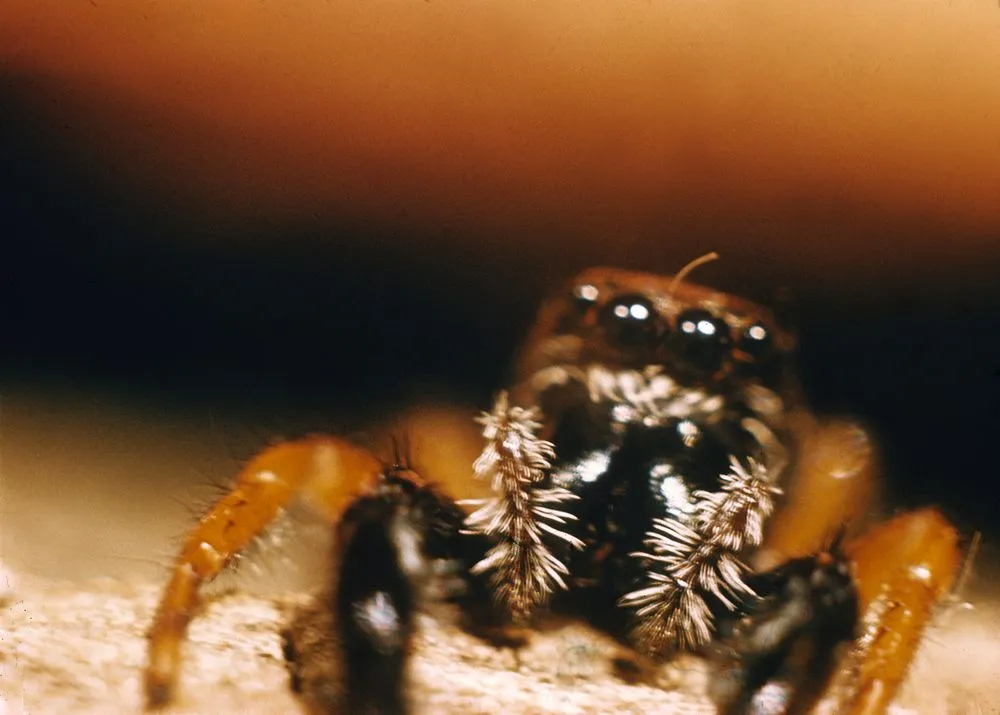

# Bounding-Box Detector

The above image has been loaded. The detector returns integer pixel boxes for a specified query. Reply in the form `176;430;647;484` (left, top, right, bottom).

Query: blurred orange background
2;0;998;294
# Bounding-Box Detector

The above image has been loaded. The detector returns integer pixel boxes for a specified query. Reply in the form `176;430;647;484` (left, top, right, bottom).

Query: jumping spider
145;261;962;714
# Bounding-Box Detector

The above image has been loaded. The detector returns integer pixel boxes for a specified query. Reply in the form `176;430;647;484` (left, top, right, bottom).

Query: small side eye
599;294;663;347
738;321;773;362
554;282;602;334
572;283;601;312
673;308;732;372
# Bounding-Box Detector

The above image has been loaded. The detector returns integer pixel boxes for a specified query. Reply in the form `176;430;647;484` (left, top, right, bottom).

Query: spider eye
738;321;774;362
573;282;601;310
599;294;663;348
554;282;602;334
673;308;732;372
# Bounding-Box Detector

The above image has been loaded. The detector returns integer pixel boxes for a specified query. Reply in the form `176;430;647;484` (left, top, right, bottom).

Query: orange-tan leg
145;436;384;708
831;508;961;714
756;418;879;570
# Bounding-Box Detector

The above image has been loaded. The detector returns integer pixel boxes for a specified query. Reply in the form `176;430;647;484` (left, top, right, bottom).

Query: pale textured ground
0;575;717;715
2;571;1000;715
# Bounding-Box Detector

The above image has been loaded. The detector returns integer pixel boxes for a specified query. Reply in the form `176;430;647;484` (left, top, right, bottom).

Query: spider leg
145;436;384;708
708;550;859;715
710;420;961;714
756;419;879;570
832;507;960;714
282;470;492;715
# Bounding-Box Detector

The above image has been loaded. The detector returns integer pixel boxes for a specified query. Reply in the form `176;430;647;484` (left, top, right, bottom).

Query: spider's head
515;266;797;399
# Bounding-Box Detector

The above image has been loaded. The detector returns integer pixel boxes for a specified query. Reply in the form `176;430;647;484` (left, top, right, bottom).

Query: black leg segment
283;470;488;715
709;553;859;715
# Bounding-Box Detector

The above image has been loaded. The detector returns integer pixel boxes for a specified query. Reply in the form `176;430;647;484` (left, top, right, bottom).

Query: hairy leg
830;508;961;715
145;437;384;707
282;472;491;714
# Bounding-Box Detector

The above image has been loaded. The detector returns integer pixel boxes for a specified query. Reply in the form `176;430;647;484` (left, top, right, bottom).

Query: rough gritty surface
1;575;715;715
3;571;1000;715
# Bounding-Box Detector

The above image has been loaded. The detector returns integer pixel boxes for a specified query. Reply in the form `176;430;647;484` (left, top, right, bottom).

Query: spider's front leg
282;467;490;715
709;420;962;715
145;435;486;711
145;436;386;706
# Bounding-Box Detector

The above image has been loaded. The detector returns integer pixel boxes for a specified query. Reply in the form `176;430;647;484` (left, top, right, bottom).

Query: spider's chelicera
145;265;962;715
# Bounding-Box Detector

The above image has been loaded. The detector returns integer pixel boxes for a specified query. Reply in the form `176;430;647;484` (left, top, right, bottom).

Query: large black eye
599;294;663;348
673;308;732;372
738;321;774;362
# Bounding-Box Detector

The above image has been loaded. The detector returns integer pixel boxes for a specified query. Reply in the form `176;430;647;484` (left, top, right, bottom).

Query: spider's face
509;267;800;605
